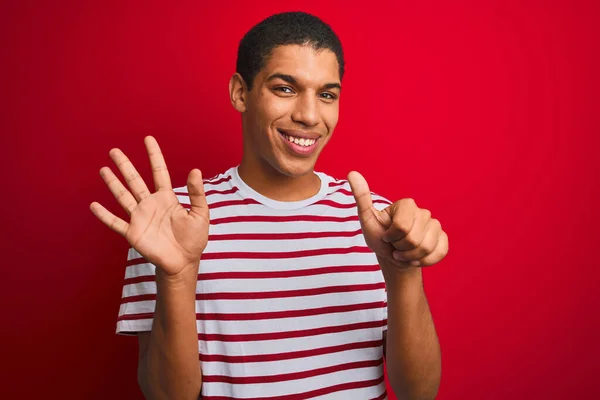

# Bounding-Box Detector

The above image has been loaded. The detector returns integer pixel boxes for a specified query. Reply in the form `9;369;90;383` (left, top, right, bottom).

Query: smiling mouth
277;129;318;147
277;128;320;156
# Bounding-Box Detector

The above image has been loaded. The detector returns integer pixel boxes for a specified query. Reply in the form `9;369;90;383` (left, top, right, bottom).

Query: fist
348;171;449;268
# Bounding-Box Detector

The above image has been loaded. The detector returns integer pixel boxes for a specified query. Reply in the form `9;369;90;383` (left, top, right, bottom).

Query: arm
346;172;448;400
382;264;441;400
137;266;202;400
89;136;210;400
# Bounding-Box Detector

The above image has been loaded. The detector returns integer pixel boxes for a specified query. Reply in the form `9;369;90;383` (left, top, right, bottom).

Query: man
90;11;448;400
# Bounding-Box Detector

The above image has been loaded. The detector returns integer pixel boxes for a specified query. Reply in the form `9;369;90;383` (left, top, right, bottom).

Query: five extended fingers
91;136;178;235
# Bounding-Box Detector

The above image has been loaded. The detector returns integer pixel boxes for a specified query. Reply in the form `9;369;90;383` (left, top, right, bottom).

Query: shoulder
171;168;237;205
318;171;393;210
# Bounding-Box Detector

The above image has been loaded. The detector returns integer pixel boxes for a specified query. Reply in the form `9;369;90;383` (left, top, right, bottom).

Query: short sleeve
116;247;157;335
371;192;392;212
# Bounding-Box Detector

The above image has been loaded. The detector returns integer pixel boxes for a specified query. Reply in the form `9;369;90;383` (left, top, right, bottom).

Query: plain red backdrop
1;0;599;399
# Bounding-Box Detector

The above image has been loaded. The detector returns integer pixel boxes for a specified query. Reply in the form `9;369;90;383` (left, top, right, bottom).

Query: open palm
90;136;209;277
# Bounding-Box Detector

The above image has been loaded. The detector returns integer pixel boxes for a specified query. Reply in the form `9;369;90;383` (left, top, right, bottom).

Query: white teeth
282;133;316;147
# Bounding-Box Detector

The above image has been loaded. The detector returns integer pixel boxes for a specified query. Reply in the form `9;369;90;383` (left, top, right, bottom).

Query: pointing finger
382;199;420;244
388;208;430;251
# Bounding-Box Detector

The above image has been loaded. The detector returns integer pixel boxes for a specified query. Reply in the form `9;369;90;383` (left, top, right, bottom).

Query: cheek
254;94;288;128
323;105;340;132
266;99;290;123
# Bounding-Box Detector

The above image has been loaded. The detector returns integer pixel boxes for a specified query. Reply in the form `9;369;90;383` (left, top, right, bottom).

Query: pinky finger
419;231;449;266
90;202;129;237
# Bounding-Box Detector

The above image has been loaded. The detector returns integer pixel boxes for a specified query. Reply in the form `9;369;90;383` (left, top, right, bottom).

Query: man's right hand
90;136;209;278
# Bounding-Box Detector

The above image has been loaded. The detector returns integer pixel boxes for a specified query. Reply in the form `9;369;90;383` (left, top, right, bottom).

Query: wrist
378;256;423;290
156;261;200;290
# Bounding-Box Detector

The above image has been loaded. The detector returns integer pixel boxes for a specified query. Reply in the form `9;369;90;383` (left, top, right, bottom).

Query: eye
274;86;295;94
319;92;337;100
320;92;337;100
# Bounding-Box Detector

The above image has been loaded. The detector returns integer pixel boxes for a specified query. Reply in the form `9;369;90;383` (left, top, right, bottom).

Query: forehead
260;44;340;85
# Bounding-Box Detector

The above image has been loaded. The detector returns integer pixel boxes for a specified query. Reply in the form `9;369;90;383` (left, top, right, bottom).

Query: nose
291;92;319;127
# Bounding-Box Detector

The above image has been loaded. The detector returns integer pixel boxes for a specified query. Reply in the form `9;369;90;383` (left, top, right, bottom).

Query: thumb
347;171;373;218
187;169;208;217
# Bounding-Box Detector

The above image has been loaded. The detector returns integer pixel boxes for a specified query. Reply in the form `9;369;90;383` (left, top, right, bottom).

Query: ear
229;73;248;113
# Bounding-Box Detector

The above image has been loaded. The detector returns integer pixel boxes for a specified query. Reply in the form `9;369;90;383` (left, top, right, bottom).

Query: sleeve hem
116;319;153;335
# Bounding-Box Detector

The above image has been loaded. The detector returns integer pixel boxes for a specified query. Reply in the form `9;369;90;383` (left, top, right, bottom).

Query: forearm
382;263;441;400
139;265;202;400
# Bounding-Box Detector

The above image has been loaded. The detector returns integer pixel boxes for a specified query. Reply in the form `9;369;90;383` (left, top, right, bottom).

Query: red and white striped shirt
117;166;391;399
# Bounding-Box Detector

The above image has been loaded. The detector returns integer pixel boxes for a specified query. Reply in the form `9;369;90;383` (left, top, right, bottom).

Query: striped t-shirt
117;166;391;399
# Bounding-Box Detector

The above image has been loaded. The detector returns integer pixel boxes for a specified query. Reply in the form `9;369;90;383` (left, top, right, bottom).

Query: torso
119;166;390;399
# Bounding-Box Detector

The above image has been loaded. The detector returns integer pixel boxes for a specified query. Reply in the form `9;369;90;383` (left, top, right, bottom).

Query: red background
2;1;599;399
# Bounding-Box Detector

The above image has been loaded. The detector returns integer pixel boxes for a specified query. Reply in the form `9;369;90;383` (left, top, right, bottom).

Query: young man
90;12;448;400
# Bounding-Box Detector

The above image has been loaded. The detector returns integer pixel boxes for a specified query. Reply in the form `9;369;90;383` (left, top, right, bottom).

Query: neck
238;155;321;202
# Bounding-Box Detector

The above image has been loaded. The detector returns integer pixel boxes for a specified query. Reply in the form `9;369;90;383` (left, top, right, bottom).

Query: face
233;44;341;178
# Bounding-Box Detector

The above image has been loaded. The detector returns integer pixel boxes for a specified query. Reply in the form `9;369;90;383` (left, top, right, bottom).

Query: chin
272;157;317;178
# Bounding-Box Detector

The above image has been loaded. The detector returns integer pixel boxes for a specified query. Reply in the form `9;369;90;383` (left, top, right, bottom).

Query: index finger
382;199;418;243
144;136;172;191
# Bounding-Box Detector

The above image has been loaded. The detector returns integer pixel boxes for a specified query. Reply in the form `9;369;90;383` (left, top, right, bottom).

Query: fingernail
410;261;421;266
382;236;391;243
393;251;406;261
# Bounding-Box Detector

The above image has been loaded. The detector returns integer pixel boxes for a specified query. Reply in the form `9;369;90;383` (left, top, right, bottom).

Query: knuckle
420;257;433;266
392;219;410;233
401;198;416;207
152;165;167;172
421;238;437;255
422;249;439;263
441;231;449;251
115;157;130;168
404;231;421;248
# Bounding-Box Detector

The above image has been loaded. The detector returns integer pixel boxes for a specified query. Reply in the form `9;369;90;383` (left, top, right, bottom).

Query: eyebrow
266;73;342;91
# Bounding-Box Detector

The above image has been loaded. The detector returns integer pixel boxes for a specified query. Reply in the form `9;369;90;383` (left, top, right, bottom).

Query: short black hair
236;11;345;90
